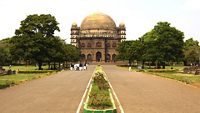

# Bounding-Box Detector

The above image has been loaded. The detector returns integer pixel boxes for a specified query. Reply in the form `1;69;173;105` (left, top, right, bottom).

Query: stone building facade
70;12;126;63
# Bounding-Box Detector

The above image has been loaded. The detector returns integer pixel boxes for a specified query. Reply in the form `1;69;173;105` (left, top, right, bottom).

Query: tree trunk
38;61;43;70
53;62;56;70
183;60;187;66
142;61;145;69
162;62;165;69
58;62;61;70
48;62;51;70
148;61;151;69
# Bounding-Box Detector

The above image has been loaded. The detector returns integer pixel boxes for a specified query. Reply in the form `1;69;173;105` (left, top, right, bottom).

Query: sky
0;0;200;43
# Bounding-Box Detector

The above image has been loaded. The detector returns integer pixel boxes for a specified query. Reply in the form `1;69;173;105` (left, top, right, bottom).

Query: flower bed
84;66;117;113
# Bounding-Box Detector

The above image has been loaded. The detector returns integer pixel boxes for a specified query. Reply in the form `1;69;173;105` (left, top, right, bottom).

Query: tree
0;38;12;66
64;44;80;62
184;38;200;66
116;40;144;66
11;14;60;70
116;41;133;64
141;22;184;68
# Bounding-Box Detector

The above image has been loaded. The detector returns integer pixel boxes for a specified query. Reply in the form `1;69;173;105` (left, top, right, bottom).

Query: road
0;65;95;113
103;65;200;113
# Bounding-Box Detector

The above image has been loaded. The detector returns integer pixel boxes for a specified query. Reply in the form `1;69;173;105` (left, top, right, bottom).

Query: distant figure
84;63;87;70
70;63;74;70
9;65;12;70
79;63;83;71
128;63;131;71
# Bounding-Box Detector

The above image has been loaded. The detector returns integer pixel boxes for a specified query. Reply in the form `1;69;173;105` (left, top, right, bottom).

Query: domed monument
70;12;126;63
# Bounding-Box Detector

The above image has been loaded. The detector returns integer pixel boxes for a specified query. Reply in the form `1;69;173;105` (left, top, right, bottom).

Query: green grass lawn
3;65;48;71
148;72;200;84
119;65;200;85
0;65;58;89
0;73;53;89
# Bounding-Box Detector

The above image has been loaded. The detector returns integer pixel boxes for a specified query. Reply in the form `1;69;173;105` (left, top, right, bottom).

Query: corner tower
70;22;79;47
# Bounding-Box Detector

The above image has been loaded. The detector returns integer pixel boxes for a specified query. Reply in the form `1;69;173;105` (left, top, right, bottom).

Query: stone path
103;65;200;113
0;65;95;113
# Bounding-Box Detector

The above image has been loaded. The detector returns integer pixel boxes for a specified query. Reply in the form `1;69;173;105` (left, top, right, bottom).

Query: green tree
184;38;200;66
141;22;184;68
116;41;133;64
64;44;80;62
11;14;60;70
0;38;12;66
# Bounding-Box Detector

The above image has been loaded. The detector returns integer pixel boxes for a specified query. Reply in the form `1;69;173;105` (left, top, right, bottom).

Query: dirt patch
191;83;200;88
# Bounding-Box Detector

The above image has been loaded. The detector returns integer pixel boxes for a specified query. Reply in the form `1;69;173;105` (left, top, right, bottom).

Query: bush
88;72;112;109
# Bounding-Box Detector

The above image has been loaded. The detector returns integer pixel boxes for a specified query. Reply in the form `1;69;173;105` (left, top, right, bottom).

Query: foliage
93;72;109;90
0;38;12;66
183;38;200;65
117;22;184;68
10;14;80;70
116;41;133;62
10;14;60;70
88;71;112;109
141;22;185;68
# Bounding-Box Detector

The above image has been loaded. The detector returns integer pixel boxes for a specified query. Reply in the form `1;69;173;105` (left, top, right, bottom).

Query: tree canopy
10;14;80;70
184;38;200;65
117;22;185;68
0;38;12;66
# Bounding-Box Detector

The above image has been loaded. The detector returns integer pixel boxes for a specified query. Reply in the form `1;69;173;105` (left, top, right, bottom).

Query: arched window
87;43;92;48
81;43;85;47
112;42;117;48
96;42;102;48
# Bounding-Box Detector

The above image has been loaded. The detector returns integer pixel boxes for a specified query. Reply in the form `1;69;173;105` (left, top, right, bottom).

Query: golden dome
80;12;116;30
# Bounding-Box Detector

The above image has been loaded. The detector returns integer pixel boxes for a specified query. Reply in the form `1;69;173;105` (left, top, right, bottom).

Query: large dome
80;12;116;30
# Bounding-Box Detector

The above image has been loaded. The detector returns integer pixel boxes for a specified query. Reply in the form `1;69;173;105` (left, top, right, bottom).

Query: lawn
119;65;200;85
0;65;58;89
148;72;200;84
3;65;48;71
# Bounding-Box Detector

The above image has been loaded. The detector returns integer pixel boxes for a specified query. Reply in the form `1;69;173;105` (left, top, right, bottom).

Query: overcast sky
0;0;200;43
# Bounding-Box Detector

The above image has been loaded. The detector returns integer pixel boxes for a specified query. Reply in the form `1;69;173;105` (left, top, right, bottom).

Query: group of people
70;63;88;71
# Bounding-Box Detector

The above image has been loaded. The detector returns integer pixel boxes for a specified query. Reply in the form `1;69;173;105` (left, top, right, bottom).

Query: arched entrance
80;54;86;61
112;54;116;62
106;54;111;62
87;54;92;62
96;52;102;62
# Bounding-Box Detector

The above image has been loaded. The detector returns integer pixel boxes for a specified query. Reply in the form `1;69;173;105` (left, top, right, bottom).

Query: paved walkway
103;65;200;113
0;65;95;113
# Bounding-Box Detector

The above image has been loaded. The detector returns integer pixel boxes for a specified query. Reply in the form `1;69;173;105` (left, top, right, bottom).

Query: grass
118;65;200;85
0;65;58;89
0;73;53;89
3;65;49;71
148;72;200;84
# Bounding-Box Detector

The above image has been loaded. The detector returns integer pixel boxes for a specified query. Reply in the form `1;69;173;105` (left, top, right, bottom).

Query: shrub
88;71;112;109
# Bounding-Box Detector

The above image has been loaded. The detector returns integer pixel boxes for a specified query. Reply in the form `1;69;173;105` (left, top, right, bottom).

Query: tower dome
80;12;116;30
